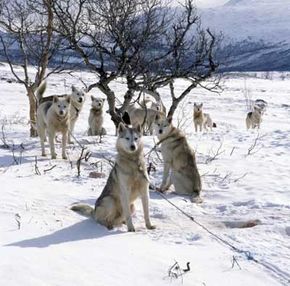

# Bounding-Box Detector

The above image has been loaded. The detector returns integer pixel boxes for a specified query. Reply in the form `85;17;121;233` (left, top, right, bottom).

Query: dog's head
117;123;142;153
154;114;172;139
194;102;203;113
253;106;262;115
71;85;86;105
91;96;105;110
52;96;71;117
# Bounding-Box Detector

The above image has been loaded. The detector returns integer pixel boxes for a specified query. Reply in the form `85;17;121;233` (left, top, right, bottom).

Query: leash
152;187;290;285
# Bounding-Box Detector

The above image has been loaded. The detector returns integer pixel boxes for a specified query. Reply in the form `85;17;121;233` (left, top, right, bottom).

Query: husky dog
88;96;106;136
71;123;155;232
254;99;267;114
155;115;202;202
193;103;214;132
36;92;71;159
129;106;165;135
246;106;263;129
37;82;86;143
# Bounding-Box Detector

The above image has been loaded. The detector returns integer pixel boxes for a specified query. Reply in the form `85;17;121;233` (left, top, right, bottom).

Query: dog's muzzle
159;130;163;134
78;98;83;103
130;145;136;151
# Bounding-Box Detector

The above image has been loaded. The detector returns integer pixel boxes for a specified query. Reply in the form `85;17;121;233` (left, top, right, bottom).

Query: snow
0;64;290;285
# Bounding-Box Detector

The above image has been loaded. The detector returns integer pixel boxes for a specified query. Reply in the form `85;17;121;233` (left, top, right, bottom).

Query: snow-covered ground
0;64;290;285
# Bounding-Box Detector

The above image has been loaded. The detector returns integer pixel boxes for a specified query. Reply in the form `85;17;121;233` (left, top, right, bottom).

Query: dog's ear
53;96;58;103
155;113;160;122
200;103;203;107
72;85;77;92
118;122;126;134
194;102;197;106
136;124;142;134
167;116;172;124
91;95;95;101
66;95;71;104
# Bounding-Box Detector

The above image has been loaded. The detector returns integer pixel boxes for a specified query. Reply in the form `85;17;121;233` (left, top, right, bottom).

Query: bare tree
0;0;69;137
53;0;173;127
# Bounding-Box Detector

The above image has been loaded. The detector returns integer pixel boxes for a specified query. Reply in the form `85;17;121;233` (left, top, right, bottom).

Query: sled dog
88;96;106;136
37;82;86;143
71;123;155;232
129;106;165;135
246;106;263;129
155;115;202;202
193;103;214;132
36;88;71;159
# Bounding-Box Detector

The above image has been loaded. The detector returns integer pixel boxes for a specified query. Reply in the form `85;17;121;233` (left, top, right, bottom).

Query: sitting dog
71;123;155;232
88;96;106;136
37;82;86;143
36;93;71;159
193;103;214;132
246;106;263;129
155;115;202;202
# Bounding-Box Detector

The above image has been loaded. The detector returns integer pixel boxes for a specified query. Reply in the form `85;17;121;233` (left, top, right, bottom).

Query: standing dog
193;103;214;132
246;106;263;129
155;115;202;202
37;82;86;143
71;123;155;232
129;106;165;135
88;96;106;136
36;91;71;159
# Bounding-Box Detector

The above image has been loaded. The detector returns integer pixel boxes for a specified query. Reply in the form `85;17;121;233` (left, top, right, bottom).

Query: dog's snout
79;97;83;103
159;129;163;134
130;145;136;151
59;110;64;115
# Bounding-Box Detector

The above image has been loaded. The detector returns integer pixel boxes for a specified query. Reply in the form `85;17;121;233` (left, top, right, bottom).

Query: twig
34;156;41;175
15;213;21;230
43;165;57;174
232;256;242;270
206;142;225;163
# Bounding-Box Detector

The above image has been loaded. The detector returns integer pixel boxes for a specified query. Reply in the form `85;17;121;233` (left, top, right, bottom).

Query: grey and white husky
37;82;86;143
155;115;202;202
36;92;71;159
246;106;263;129
88;96;106;136
71;123;155;232
193;103;214;132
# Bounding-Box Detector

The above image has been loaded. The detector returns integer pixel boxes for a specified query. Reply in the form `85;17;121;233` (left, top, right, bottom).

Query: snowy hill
200;0;290;71
1;64;290;285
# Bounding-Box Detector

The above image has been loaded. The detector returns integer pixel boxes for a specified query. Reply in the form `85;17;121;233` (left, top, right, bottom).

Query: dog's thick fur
36;85;71;159
71;123;155;232
193;103;214;132
37;82;86;143
155;116;202;202
88;96;106;136
246;106;263;129
128;105;165;135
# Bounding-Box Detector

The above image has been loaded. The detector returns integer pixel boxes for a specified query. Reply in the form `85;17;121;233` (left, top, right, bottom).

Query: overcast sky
195;0;228;8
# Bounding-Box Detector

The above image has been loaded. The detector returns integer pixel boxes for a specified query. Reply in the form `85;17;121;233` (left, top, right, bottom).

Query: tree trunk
27;87;38;137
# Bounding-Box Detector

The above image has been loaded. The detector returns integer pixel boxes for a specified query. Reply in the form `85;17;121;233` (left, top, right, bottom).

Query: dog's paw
146;224;156;230
41;153;47;157
62;154;68;160
51;154;57;159
127;226;136;232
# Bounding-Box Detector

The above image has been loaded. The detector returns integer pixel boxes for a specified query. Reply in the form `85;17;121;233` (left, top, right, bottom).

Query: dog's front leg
62;131;68;159
48;130;56;159
119;177;135;232
140;183;156;230
68;121;75;144
160;162;171;192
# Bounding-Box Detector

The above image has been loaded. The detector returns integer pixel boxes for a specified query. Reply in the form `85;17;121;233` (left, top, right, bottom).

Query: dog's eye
134;137;138;141
157;123;160;126
126;137;130;141
58;105;61;108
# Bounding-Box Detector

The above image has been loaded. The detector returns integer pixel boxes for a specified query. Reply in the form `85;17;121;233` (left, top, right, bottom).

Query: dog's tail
36;81;47;102
71;204;94;217
213;122;217;128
